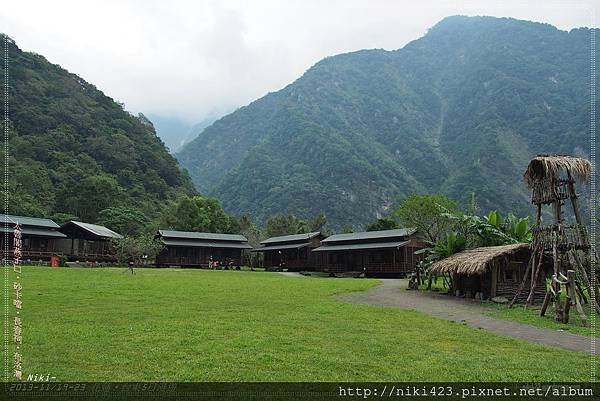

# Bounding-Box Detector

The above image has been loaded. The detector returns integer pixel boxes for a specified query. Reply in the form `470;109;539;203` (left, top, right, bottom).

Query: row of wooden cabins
2;214;544;301
1;214;122;262
6;213;543;302
4;214;426;276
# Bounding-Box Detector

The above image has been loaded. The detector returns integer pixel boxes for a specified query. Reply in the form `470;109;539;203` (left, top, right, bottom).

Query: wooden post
509;252;534;308
551;233;563;322
566;171;583;226
540;290;551;316
567;270;589;326
526;249;544;306
491;265;498;298
563;294;571;324
553;186;562;224
571;249;600;314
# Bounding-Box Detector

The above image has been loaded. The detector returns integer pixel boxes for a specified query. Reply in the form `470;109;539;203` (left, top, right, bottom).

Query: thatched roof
524;155;591;187
428;243;529;276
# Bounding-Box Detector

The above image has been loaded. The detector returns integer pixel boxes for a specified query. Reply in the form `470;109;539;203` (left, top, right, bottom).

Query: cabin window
23;237;30;249
504;268;516;282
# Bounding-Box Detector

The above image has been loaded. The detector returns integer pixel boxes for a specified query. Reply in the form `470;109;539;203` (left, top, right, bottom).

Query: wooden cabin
0;214;66;261
155;230;252;267
59;221;123;262
251;232;324;271
428;243;549;303
313;228;425;277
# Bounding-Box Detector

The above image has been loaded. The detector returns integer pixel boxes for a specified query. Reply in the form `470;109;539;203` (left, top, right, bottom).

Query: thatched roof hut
429;243;529;276
428;243;547;302
523;155;591;188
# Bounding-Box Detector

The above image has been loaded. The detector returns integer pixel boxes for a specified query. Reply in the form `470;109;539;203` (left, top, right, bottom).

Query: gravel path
339;279;597;354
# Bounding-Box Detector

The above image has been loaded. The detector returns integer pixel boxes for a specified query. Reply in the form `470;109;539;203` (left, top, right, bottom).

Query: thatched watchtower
519;154;597;324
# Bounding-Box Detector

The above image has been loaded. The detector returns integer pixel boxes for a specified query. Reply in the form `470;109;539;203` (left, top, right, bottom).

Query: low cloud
1;0;595;123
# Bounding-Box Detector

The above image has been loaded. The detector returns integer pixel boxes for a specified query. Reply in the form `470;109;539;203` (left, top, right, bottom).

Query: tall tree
264;214;308;238
365;217;399;231
96;206;150;236
163;195;236;233
393;193;459;242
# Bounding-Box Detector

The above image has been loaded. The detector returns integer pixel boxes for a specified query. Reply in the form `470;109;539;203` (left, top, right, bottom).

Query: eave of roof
251;242;311;252
1;214;60;229
313;240;410;252
161;239;252;249
0;226;66;238
64;221;123;239
260;232;321;245
322;228;417;243
158;229;248;243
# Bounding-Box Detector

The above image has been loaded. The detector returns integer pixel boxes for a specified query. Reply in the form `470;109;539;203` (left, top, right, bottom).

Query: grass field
485;302;597;337
420;278;597;337
4;266;595;381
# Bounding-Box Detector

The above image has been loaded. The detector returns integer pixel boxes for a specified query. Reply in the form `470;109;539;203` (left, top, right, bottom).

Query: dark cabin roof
2;214;60;228
61;221;123;239
252;242;312;252
1;214;66;238
322;228;417;243
157;230;252;249
260;232;321;245
313;240;409;252
159;230;248;242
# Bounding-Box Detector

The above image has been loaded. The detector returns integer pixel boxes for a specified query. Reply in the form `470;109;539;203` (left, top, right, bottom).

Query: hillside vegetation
1;35;195;223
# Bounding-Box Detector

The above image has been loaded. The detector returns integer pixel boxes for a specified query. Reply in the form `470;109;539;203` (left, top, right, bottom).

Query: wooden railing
323;261;413;273
1;249;118;262
70;252;118;262
1;249;58;261
531;224;589;251
157;256;242;267
531;178;570;205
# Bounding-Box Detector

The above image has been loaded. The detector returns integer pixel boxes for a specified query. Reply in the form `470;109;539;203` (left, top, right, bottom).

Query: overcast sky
1;0;597;123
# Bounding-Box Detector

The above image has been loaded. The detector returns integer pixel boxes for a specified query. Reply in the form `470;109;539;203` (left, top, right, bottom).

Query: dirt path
339;279;597;354
278;271;307;278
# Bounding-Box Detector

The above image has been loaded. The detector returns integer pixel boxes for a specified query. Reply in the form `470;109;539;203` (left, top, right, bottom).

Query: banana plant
416;231;467;264
504;213;532;242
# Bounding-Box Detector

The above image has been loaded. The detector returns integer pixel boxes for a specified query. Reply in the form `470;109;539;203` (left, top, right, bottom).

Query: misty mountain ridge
149;114;220;153
176;15;596;228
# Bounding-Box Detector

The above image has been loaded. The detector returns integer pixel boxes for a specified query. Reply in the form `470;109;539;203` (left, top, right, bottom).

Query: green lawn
4;266;595;381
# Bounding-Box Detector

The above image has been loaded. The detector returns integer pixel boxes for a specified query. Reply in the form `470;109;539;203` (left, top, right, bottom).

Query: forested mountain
1;35;196;223
177;16;597;228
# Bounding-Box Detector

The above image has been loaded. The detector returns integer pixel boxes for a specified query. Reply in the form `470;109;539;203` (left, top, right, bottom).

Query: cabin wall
57;238;116;262
57;225;118;262
453;261;547;303
495;262;547;303
260;236;324;270
315;233;425;277
262;246;324;271
0;234;64;261
156;246;243;267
